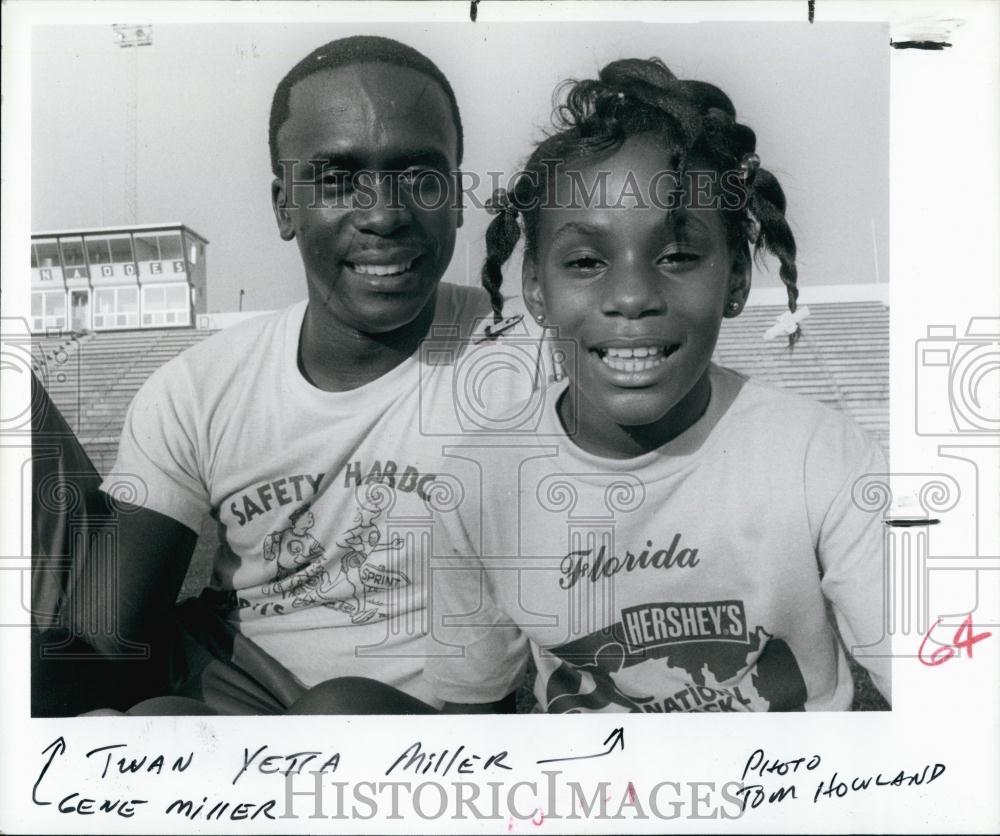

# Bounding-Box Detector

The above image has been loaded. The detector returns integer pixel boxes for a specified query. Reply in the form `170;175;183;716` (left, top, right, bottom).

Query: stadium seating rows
33;302;889;465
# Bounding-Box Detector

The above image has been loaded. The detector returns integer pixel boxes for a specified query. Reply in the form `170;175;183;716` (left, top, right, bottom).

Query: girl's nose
602;261;667;319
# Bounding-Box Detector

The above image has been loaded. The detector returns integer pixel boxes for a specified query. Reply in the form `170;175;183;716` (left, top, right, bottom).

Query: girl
426;58;891;713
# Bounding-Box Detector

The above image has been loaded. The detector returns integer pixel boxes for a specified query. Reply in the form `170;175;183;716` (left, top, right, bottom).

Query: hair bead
739;152;761;186
485;188;518;218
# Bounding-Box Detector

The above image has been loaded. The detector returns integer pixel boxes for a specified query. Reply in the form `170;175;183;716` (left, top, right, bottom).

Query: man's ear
724;244;752;318
271;177;296;241
521;254;546;322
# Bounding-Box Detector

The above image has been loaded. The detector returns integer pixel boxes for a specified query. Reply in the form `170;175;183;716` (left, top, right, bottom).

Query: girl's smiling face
523;133;749;457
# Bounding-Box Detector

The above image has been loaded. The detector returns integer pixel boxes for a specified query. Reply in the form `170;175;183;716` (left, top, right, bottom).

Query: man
68;36;528;715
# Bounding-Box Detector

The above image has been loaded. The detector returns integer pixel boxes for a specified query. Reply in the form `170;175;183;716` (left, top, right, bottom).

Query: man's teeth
598;345;668;371
351;259;414;277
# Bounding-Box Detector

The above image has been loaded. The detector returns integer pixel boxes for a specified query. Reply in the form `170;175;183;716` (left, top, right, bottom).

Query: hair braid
749;168;800;344
481;211;522;322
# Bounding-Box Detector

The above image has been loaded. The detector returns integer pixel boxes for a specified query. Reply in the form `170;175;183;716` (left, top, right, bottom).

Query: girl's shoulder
720;363;858;425
715;364;883;471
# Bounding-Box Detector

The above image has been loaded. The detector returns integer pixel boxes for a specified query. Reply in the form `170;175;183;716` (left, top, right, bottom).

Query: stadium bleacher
716;301;890;451
32;327;216;475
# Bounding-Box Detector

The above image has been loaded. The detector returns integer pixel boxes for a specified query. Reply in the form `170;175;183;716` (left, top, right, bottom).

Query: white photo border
2;2;998;833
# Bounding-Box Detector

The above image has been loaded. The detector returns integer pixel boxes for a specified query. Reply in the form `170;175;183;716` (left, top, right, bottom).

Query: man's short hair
268;35;464;176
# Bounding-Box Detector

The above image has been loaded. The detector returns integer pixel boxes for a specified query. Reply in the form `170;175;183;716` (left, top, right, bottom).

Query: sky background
31;21;888;313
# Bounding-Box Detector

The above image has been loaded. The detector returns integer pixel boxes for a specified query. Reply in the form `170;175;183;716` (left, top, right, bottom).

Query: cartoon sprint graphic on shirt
544;599;808;713
328;489;409;623
259;488;410;624
262;504;325;578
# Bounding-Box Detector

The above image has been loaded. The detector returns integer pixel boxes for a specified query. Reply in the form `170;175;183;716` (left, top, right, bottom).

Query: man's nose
351;173;411;236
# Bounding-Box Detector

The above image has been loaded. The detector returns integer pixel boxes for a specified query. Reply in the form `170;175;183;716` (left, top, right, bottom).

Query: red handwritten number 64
918;614;992;667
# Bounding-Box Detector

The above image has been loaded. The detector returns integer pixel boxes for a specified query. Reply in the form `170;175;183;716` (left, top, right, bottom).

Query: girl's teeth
598;346;667;372
604;345;663;358
352;260;413;276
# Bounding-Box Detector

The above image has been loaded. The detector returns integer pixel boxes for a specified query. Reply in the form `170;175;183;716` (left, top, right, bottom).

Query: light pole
112;24;153;224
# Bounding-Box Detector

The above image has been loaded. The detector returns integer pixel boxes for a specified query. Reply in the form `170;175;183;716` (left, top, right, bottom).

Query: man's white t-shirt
427;365;891;712
103;283;533;706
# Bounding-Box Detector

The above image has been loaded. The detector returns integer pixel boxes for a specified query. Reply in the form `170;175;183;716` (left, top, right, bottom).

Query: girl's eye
563;255;605;272
659;250;700;268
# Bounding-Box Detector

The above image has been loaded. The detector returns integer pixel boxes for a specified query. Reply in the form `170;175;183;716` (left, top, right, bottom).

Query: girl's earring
533;313;565;382
727;300;741;314
550;347;566;382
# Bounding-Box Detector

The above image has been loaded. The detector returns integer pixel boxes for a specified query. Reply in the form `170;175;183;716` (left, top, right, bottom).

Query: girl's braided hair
482;57;800;344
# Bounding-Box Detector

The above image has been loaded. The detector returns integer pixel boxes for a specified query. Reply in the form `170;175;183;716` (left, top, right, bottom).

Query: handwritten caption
28;731;952;824
735;748;946;812
32;739;342;821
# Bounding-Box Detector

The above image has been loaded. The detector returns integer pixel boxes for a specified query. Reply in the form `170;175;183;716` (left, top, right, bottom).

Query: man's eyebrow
384;149;452;170
305;153;365;172
305;149;452;171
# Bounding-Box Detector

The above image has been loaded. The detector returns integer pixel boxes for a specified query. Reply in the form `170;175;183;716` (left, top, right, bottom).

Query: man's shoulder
136;304;300;403
188;305;297;358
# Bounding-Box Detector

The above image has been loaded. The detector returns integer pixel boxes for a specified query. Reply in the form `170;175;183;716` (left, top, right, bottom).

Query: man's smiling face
272;63;461;335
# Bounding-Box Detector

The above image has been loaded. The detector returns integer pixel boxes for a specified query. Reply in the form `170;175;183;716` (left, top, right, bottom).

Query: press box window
93;287;140;329
156;233;184;260
59;237;86;267
87;235;136;278
31;290;67;331
33;239;61;269
133;232;183;261
142;283;190;326
109;236;135;263
133;234;159;262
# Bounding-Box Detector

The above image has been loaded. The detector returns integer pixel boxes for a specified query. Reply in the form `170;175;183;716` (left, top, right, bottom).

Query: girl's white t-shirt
427;364;891;712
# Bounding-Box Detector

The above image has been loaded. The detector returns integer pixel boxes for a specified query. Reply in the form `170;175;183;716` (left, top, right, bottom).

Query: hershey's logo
621;600;748;651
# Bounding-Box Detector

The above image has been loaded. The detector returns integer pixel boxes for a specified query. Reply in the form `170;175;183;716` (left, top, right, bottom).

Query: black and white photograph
2;1;998;833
